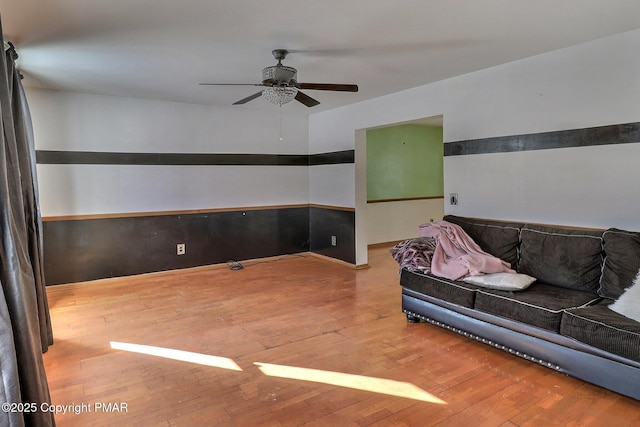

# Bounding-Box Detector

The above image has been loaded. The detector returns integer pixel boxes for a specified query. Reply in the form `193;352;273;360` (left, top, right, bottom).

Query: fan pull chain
279;105;284;141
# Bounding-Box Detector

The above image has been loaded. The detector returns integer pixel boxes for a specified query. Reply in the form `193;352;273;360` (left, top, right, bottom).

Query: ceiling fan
199;49;358;107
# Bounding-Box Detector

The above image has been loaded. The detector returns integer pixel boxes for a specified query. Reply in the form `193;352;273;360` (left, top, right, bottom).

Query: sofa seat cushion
599;228;640;300
561;300;640;362
474;283;600;332
443;215;523;268
400;269;478;308
518;225;603;292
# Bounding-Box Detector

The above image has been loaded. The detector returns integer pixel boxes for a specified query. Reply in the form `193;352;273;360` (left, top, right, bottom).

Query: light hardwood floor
43;245;640;426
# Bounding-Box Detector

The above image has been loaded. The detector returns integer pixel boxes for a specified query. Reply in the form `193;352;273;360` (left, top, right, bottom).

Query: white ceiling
3;0;640;114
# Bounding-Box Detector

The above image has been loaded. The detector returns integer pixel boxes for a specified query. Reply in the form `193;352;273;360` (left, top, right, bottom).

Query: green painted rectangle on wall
366;124;443;201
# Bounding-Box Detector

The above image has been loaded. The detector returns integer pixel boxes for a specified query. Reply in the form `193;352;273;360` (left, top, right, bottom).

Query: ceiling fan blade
199;83;265;86
233;91;264;105
296;83;358;92
294;91;320;107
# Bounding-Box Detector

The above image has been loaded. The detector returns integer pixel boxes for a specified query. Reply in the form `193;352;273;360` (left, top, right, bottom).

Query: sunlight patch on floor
254;362;447;404
110;341;243;371
109;341;445;403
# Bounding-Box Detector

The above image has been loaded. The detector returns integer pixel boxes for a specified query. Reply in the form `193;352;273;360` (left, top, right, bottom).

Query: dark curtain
1;20;56;427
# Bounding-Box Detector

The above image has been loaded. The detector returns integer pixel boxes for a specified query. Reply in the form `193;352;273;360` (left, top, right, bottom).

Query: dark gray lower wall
309;207;356;264
43;207;310;284
43;205;356;285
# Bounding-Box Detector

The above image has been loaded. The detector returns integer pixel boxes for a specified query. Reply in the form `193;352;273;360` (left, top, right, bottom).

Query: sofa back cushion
600;228;640;299
443;215;522;268
518;225;603;292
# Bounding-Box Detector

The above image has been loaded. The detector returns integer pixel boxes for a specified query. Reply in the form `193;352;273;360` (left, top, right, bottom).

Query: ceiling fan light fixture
262;87;298;105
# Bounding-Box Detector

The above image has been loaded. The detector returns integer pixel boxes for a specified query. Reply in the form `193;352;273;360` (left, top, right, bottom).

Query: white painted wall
308;164;355;208
36;164;309;217
367;199;445;245
309;29;640;265
27;89;310;216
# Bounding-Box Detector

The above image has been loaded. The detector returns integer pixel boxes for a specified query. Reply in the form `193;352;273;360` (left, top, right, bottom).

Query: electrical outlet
177;243;186;255
331;235;337;246
450;193;458;206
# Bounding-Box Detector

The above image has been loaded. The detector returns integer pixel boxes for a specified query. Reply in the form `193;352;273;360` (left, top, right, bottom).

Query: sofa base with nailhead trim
398;215;640;400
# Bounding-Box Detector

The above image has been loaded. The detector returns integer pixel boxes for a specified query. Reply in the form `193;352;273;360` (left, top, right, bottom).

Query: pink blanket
418;221;513;280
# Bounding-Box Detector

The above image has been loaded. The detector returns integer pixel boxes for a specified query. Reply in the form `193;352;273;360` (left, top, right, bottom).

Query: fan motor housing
262;65;297;86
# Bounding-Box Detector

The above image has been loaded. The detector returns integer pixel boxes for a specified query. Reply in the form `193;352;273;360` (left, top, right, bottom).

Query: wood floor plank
43;247;640;426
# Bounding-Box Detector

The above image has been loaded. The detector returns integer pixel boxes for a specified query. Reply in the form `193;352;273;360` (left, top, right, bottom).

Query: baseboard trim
48;251;353;287
307;252;357;268
368;240;404;248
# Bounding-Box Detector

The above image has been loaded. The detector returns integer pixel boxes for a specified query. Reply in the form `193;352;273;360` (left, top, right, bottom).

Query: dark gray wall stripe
35;151;310;166
445;122;640;156
36;150;356;166
309;150;355;165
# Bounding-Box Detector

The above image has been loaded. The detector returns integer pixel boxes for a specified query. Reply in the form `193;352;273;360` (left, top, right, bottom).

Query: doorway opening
355;115;444;266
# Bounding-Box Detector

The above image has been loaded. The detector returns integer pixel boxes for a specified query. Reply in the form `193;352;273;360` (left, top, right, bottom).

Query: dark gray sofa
400;215;640;400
